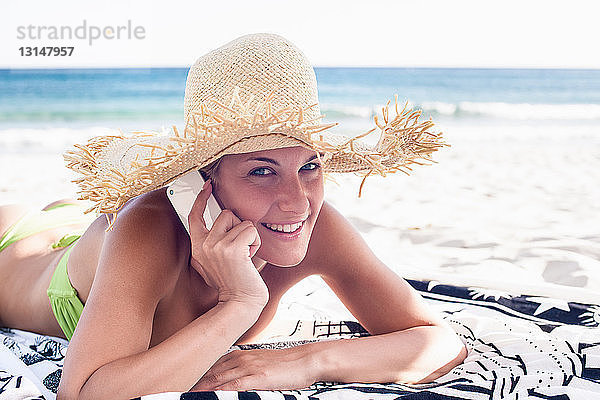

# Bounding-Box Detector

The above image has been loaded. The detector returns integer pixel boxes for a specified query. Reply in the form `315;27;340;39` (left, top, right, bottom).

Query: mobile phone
166;170;222;232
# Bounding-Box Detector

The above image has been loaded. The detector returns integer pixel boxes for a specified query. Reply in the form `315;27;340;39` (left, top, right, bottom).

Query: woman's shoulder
108;189;181;242
95;188;190;294
299;201;369;274
312;201;362;242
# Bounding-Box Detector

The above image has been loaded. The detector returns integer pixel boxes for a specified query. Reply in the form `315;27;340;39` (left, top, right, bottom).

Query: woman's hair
198;158;222;186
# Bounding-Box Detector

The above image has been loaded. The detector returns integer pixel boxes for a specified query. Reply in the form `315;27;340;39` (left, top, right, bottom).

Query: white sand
1;121;599;307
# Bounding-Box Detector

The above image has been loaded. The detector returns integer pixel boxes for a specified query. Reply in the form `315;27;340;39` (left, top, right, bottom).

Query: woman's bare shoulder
299;201;369;274
95;188;190;297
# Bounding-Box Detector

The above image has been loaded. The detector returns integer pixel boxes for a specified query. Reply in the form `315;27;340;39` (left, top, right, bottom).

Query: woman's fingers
249;241;260;258
198;357;253;391
189;183;254;247
208;209;242;236
213;375;256;391
233;224;261;258
196;357;244;390
194;348;317;391
206;209;261;254
188;179;213;236
196;373;254;391
216;220;260;257
188;181;258;251
224;221;258;243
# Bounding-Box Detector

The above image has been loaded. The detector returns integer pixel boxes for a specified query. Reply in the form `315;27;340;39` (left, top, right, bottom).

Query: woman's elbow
414;326;467;384
56;389;80;400
56;376;87;400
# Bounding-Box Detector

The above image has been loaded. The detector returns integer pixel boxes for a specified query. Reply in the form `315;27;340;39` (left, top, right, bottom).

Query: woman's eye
301;162;321;171
249;167;273;176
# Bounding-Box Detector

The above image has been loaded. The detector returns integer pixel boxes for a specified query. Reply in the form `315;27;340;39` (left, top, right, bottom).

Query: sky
2;0;600;69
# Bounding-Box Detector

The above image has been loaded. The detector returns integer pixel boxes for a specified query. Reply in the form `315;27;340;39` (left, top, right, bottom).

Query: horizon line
2;65;600;71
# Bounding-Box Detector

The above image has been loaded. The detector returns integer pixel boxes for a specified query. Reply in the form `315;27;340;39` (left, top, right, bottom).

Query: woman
0;33;466;399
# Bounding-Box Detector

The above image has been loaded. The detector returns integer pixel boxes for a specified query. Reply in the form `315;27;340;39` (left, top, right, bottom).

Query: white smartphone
166;170;222;232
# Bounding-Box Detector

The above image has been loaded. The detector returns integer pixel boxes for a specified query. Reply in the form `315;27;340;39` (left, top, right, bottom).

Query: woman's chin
256;247;307;268
254;224;312;267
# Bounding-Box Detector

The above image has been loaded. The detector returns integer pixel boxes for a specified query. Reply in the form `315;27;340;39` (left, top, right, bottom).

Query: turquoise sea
1;67;600;131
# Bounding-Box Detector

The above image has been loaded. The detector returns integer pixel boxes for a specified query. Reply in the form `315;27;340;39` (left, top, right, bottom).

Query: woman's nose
277;176;310;214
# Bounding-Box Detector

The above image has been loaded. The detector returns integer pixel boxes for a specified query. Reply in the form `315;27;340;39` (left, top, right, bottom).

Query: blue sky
3;0;600;69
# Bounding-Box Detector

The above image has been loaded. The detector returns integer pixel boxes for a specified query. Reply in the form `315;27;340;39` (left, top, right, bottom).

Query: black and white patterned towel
2;280;599;400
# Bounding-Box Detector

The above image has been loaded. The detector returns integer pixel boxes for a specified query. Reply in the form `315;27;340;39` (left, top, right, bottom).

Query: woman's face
211;146;325;267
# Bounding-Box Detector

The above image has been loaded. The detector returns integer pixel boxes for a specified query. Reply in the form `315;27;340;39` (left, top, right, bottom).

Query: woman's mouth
261;220;306;238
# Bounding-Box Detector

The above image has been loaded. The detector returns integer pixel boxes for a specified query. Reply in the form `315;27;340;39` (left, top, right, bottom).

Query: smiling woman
0;32;465;399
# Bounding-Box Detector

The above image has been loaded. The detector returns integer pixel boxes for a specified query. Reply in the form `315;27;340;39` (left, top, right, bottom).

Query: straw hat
64;33;447;227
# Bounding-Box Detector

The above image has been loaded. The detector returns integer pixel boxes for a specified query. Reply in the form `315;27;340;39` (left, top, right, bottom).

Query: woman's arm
57;193;267;400
194;321;465;391
306;202;466;383
194;201;466;390
301;322;467;384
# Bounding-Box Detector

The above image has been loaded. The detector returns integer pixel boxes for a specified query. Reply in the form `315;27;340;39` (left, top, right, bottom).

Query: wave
423;101;600;120
0;110;179;124
0;126;173;154
2;102;600;125
321;102;600;121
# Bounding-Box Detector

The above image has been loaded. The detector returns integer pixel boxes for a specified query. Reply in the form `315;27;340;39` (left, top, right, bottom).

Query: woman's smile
261;218;307;238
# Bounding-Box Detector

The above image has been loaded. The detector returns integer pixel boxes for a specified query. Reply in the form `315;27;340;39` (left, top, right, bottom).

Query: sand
1;121;599;309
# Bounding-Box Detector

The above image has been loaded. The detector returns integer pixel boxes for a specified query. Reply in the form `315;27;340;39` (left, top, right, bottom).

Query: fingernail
202;179;211;190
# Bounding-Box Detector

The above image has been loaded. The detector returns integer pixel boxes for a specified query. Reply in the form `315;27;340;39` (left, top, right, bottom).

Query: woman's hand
192;347;317;391
189;180;268;307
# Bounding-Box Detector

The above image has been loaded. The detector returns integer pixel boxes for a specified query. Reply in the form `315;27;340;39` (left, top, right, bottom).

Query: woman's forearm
305;324;466;385
73;301;263;400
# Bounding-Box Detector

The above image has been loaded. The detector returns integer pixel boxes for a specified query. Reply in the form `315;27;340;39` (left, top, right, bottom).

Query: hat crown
184;33;321;125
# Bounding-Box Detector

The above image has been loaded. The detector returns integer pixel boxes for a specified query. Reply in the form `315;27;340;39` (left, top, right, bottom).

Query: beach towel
1;279;599;400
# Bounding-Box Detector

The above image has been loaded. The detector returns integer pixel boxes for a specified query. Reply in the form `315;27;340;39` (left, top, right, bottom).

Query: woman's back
0;201;97;337
0;191;196;342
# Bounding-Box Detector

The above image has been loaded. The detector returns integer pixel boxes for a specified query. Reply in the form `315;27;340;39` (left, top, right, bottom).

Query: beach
1;67;599;313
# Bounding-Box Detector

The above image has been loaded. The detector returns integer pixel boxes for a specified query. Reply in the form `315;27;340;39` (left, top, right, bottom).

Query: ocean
2;67;600;130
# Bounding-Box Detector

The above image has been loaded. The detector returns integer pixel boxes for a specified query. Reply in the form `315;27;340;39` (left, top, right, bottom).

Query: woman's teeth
264;221;303;233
